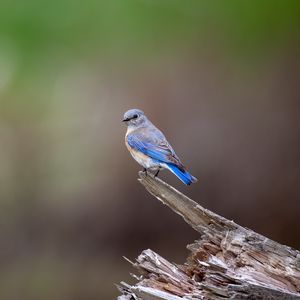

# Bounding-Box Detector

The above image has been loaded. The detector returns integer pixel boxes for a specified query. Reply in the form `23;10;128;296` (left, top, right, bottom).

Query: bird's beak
122;118;129;122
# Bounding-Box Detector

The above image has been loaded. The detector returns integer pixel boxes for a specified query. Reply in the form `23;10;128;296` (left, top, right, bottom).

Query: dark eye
132;114;138;119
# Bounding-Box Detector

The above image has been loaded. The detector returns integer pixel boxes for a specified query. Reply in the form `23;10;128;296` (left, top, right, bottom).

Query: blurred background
0;0;300;299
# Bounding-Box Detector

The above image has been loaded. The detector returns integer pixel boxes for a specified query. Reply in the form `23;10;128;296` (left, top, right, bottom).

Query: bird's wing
127;129;185;170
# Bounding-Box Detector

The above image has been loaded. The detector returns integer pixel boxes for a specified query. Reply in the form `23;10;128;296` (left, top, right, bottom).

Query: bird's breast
125;136;158;169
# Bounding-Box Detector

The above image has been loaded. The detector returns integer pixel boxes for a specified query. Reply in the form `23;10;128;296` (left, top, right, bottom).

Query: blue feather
166;164;197;185
127;134;197;185
127;135;170;163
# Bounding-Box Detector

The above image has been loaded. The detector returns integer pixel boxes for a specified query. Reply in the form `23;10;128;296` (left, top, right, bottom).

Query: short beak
122;118;129;122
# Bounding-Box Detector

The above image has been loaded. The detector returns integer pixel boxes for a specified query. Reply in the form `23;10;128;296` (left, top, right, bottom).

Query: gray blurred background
0;1;300;299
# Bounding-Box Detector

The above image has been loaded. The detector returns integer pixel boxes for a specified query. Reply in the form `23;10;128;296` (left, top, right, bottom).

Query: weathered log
117;172;300;299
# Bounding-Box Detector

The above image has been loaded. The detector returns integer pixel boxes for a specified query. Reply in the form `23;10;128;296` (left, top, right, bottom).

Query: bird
122;108;197;185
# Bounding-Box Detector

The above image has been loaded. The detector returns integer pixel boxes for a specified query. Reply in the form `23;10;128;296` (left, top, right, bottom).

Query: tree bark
117;172;300;299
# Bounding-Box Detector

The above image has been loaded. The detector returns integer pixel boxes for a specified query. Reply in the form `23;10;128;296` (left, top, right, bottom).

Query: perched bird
122;109;197;185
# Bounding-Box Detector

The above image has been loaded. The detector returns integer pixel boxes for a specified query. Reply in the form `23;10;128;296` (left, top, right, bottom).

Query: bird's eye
132;114;138;119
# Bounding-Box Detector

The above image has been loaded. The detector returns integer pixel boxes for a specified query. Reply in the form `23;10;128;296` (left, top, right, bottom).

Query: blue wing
127;132;184;169
127;130;198;185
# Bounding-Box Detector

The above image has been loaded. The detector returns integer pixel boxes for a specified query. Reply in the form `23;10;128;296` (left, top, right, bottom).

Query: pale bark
117;172;300;299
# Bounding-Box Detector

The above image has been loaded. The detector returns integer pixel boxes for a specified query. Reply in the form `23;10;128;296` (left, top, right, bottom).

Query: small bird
122;109;197;185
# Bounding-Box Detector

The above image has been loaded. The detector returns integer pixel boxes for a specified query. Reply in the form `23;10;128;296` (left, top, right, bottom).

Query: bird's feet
154;169;160;177
143;168;148;176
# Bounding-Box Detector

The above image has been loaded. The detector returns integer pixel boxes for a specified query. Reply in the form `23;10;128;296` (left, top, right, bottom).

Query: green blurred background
0;1;300;299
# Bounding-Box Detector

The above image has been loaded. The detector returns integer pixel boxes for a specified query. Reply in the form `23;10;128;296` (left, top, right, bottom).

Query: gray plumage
122;108;197;185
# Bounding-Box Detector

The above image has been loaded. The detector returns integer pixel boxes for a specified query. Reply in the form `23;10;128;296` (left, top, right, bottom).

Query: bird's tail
166;164;198;185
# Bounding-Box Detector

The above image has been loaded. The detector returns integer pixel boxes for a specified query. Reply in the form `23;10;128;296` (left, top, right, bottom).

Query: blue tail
166;164;198;185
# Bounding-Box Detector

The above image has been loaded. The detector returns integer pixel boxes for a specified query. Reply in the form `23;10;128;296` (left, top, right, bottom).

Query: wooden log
117;172;300;299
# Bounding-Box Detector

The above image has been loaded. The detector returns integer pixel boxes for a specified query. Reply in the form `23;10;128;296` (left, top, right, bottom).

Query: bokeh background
0;1;300;299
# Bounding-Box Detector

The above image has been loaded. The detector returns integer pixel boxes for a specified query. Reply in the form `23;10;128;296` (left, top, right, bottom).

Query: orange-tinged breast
125;134;157;169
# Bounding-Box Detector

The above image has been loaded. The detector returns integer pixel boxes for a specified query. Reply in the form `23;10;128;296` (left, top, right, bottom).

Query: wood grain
117;172;300;299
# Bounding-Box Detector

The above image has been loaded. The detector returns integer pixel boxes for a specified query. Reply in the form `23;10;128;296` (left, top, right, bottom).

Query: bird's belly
125;134;159;169
130;148;158;169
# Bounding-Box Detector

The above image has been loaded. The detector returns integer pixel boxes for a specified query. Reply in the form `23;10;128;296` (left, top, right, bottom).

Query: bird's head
122;109;147;127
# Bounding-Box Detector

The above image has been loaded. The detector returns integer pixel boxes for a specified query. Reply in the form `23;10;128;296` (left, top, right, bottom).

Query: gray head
122;109;148;127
